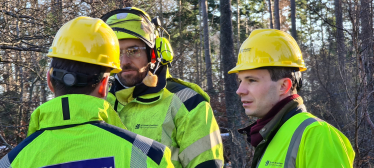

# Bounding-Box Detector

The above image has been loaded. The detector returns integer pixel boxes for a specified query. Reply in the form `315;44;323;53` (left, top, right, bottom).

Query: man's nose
120;55;132;64
236;83;248;96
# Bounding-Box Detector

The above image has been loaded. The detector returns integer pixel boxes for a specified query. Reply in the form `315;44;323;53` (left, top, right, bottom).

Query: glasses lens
120;47;146;58
127;48;138;57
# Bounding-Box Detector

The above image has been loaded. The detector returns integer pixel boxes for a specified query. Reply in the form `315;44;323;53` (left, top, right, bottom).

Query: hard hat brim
47;54;122;74
228;63;307;74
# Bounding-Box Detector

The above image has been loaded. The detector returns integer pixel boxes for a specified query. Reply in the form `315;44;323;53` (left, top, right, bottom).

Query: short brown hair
257;67;302;92
50;58;109;96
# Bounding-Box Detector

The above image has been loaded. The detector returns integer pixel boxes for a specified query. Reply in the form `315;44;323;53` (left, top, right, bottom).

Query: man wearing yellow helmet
0;16;173;168
230;29;355;168
102;7;224;168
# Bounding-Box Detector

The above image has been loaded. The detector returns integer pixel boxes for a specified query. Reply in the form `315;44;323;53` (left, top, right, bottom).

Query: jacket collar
109;65;167;104
238;95;305;143
27;94;126;136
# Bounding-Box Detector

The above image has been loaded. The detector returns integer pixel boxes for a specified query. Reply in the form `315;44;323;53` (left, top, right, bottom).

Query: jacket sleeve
297;122;355;168
154;146;175;168
176;101;224;168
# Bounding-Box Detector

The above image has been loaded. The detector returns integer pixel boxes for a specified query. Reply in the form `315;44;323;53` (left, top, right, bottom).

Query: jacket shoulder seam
166;80;207;111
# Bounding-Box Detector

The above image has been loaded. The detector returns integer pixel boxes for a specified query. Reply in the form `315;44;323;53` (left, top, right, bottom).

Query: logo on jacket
135;124;158;129
264;160;283;167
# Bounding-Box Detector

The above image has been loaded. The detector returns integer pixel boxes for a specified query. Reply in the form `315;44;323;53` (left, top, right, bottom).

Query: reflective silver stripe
179;130;222;167
256;154;264;168
161;95;182;146
170;146;180;161
0;154;11;168
130;135;153;168
161;95;182;161
175;88;197;102
284;118;317;168
134;134;154;154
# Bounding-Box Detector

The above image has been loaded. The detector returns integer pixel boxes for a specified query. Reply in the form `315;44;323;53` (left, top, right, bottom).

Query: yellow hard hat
47;16;122;73
102;7;156;48
228;29;307;74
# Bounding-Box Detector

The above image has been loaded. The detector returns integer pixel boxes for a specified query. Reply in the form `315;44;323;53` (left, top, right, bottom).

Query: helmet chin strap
293;70;302;91
148;60;161;75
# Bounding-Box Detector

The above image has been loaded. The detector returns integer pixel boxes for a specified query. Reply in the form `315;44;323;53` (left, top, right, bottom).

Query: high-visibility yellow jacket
0;94;174;168
107;66;224;168
239;96;355;168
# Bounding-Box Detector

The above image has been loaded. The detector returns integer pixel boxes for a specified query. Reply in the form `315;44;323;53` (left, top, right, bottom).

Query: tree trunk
274;0;280;29
360;0;374;135
178;0;184;80
16;19;22;129
237;0;240;54
334;0;345;70
201;0;214;94
220;0;250;167
52;0;62;26
195;42;200;85
291;0;297;41
199;4;204;88
268;0;273;28
159;0;164;25
245;16;248;34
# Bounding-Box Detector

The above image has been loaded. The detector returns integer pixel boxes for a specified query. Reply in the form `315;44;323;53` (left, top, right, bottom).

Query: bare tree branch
0;46;48;53
0;134;13;150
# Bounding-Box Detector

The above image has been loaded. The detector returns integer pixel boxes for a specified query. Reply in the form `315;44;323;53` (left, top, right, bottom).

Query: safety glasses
120;46;147;59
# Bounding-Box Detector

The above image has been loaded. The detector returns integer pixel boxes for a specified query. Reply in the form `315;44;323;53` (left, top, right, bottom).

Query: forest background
0;0;373;167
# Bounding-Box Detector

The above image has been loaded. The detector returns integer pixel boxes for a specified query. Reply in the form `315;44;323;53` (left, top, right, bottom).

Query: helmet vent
98;54;109;65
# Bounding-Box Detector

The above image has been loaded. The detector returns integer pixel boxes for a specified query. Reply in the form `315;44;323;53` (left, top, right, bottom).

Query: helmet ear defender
154;37;173;65
50;68;101;87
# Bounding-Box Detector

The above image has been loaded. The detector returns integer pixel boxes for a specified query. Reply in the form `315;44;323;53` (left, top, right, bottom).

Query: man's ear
279;78;292;96
98;76;109;98
47;69;55;93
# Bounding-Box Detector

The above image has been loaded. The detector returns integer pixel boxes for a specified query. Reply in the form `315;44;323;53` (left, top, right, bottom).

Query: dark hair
257;67;302;92
50;58;109;96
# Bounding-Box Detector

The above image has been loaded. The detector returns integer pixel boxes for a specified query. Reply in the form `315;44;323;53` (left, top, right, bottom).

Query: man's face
236;69;281;118
118;39;149;87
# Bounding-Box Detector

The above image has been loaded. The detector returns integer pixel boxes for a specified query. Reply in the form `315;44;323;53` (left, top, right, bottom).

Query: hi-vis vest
256;112;355;168
0;94;174;168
